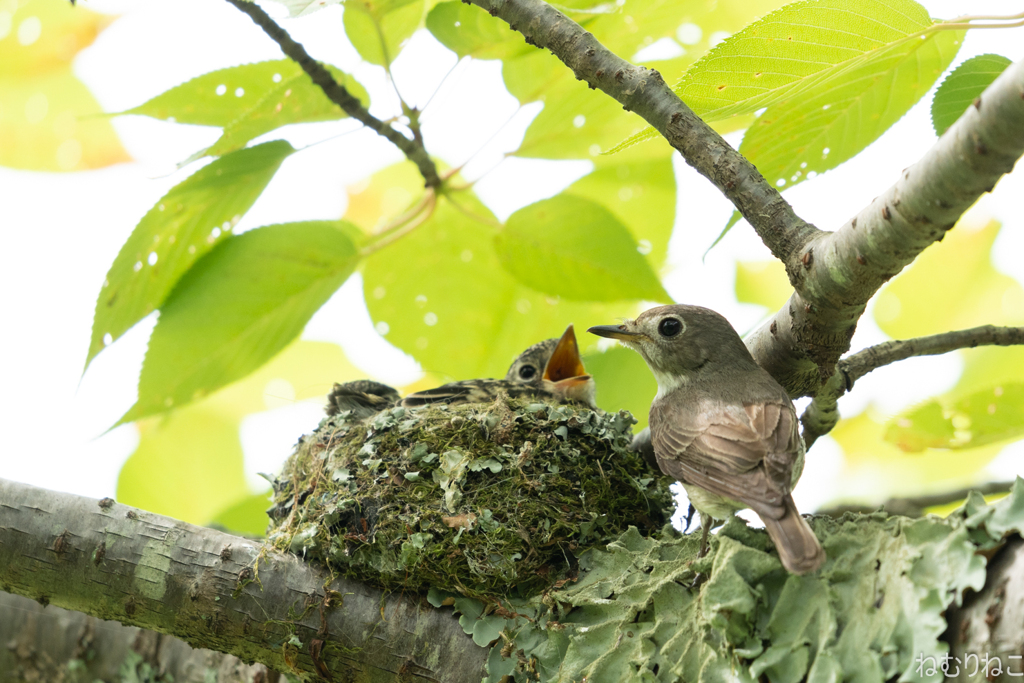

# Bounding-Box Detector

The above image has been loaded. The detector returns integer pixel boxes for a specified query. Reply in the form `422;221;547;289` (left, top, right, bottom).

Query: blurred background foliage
2;0;1020;537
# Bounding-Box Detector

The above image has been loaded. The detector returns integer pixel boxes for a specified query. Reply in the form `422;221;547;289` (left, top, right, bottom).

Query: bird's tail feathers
760;494;825;575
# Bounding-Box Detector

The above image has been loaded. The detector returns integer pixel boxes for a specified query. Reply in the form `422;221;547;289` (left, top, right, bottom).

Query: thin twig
801;326;1024;449
817;480;1017;518
224;0;441;190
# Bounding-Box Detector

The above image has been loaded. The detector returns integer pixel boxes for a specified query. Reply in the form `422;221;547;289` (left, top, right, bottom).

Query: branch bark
816;480;1017;517
747;59;1024;396
0;478;486;682
801;325;1024;449
463;0;822;269
224;0;442;189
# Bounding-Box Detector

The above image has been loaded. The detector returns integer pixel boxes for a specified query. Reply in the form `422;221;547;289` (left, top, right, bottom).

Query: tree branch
747;59;1024;396
801;325;1024;449
0;478;486;682
816;480;1017;517
224;0;442;189
463;0;822;269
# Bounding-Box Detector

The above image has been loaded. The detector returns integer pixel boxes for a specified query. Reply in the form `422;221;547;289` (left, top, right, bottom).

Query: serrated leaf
510;0;787;159
0;0;128;171
736;24;960;194
873;220;1024;340
620;0;960;151
87;141;294;369
885;384;1024;452
121;60;368;159
362;172;647;380
497;195;670;302
426;1;528;60
344;0;424;67
931;54;1012;136
117;221;359;424
735;259;790;311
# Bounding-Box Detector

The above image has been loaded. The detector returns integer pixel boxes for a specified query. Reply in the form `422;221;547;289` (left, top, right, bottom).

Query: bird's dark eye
518;364;537;380
658;317;683;337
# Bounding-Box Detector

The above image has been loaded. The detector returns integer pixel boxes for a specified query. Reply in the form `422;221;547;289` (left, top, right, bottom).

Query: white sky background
1;0;1022;511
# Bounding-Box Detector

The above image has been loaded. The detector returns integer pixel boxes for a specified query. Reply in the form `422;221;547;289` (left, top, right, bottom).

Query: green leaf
510;0;788;159
618;0;961;151
121;60;369;159
87;141;294;369
210;490;273;537
118;408;251;526
343;0;425;67
931;54;1012;136
118;221;359;424
496;195;671;302
0;0;128;171
736;24;961;194
425;1;528;60
564;151;676;269
583;346;657;430
362;177;647;380
735;259;790;311
885;384;1024;452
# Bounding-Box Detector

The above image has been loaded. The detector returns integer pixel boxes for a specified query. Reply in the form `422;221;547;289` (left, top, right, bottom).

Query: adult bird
326;325;596;417
589;304;825;575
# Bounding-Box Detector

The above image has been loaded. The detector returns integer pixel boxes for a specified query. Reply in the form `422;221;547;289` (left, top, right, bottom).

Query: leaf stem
224;0;441;189
360;190;438;256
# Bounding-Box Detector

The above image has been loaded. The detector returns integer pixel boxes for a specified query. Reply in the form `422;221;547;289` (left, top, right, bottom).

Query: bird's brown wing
651;399;799;520
401;379;551;406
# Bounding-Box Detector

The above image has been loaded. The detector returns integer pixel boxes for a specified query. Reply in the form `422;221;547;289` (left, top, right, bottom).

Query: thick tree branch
464;0;822;268
225;0;442;189
801;325;1024;449
747;59;1024;396
817;480;1017;517
0;478;486;682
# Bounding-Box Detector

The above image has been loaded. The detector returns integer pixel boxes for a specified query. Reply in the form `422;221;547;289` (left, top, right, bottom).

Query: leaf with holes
611;0;960;154
362;186;644;381
116;221;359;424
426;1;528;61
736;25;960;194
344;0;424;67
121;60;368;159
885;384;1024;452
931;54;1012;136
496;195;670;302
86;140;294;370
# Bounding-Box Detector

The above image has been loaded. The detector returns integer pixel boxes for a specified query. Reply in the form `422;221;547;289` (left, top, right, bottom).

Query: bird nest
266;393;674;598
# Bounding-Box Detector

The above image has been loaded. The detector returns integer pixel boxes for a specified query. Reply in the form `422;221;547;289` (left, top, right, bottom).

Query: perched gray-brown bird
589;304;825;575
327;325;596;416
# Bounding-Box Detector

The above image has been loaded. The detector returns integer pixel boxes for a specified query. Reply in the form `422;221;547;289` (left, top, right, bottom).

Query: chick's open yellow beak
543;325;588;381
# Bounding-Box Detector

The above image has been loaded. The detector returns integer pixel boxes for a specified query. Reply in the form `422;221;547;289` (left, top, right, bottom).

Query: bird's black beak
588;324;645;342
543;325;589;382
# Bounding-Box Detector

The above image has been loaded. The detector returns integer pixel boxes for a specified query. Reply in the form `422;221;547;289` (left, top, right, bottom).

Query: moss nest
266;394;674;598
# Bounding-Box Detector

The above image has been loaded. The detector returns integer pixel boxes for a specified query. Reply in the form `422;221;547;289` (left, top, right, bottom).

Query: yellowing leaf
873;219;1024;339
885;384;1024;452
119;221;360;424
87;141;294;369
828;407;1003;503
0;0;127;170
735;259;790;310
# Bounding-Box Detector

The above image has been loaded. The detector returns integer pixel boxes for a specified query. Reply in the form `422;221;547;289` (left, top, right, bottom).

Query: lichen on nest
266;393;674;598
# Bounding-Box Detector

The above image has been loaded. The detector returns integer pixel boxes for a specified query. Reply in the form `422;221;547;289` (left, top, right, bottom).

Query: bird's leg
696;512;712;559
683;504;696;533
